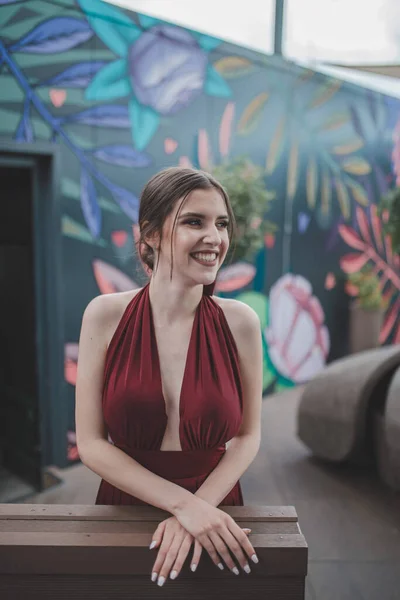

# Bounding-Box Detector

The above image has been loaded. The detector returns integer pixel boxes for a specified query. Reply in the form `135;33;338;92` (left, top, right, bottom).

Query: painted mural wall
1;0;400;463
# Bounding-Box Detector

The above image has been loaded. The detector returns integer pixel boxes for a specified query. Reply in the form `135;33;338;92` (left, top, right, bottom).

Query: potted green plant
379;187;400;256
347;266;388;354
211;157;276;263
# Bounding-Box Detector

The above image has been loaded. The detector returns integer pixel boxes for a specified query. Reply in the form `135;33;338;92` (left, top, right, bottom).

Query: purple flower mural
129;25;207;116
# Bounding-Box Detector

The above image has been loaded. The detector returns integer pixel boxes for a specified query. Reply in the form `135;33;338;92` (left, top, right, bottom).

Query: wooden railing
0;504;308;599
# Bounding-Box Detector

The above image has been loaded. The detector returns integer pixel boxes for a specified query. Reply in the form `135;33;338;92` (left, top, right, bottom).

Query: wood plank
0;504;298;522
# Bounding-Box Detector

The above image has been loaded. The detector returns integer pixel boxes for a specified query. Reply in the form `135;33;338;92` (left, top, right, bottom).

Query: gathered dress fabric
95;282;244;507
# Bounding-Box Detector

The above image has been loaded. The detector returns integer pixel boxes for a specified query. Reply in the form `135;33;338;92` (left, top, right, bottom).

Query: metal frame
0;140;67;470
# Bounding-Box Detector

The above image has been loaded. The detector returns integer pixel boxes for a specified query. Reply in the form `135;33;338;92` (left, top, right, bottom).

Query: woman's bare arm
75;294;193;514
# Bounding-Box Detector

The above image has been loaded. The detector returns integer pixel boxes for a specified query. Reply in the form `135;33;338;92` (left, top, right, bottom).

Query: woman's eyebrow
179;212;229;219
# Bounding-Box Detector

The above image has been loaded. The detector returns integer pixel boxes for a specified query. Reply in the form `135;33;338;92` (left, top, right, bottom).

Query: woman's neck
148;273;203;327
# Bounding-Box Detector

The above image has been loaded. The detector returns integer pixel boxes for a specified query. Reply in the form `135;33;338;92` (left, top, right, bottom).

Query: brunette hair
137;167;236;274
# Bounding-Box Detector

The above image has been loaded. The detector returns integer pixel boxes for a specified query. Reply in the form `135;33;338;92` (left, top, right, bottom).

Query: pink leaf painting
264;233;276;248
340;252;369;273
49;88;66;107
356;206;372;245
64;343;79;386
179;156;193;168
325;273;336;290
369;204;384;253
93;259;138;294
198;129;212;170
337;225;366;251
219;102;235;158
215;262;256;292
379;296;400;344
111;230;128;247
385;234;393;265
164;138;178;154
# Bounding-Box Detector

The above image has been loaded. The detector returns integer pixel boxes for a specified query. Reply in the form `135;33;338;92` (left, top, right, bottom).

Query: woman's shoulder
212;296;261;344
81;288;144;345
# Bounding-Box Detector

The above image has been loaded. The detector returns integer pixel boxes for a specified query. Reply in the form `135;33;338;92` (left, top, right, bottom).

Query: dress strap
203;282;216;296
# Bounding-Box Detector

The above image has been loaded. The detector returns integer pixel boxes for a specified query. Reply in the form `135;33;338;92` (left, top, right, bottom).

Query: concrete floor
15;387;400;599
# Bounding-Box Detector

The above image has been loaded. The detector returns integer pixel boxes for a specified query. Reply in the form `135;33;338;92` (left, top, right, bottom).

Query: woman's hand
149;516;200;586
149;515;252;586
173;497;258;576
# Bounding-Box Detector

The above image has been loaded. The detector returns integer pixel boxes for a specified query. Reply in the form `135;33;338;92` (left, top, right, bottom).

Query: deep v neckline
147;285;203;449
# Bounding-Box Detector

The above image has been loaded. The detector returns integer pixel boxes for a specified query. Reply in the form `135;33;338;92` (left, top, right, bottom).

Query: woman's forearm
79;439;194;514
193;435;260;507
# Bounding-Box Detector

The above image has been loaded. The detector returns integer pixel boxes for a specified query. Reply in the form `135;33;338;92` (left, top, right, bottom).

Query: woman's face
156;187;230;286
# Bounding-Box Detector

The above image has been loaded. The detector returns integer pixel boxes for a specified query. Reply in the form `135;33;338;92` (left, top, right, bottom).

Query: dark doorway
0;144;67;502
0;166;42;497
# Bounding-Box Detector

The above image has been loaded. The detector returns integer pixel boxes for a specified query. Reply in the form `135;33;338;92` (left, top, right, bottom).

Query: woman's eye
185;219;201;227
217;221;229;229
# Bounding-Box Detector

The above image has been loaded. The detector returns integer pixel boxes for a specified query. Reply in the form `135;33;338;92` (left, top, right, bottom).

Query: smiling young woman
75;167;263;587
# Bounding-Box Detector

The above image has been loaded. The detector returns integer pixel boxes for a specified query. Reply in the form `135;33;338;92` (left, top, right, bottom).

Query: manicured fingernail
217;563;224;570
243;528;251;532
191;563;197;572
251;554;259;564
232;566;239;575
244;564;251;574
157;576;165;587
149;541;157;550
151;572;158;582
170;570;178;580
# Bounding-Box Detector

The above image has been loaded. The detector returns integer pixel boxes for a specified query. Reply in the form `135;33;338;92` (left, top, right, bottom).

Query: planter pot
349;303;385;354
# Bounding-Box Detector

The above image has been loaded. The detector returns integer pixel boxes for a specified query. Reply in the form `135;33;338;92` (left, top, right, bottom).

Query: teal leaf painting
77;0;140;57
129;97;160;150
85;58;130;101
204;65;232;98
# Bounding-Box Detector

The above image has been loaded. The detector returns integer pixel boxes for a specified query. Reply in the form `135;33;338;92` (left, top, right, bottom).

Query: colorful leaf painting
62;216;107;247
219;102;235;158
237;92;269;136
215;262;256;293
9;17;93;54
80;169;101;238
266;116;285;175
286;141;299;200
331;137;364;156
213;56;254;79
198;129;212;170
318;169;332;228
348;180;369;206
342;157;371;176
306;156;318;209
319;112;350;132
308;79;341;110
87;145;152;168
93;259;138;294
334;177;350;220
64;343;78;386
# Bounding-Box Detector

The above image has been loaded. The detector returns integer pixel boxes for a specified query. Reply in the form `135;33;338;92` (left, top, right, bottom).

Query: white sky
105;0;400;96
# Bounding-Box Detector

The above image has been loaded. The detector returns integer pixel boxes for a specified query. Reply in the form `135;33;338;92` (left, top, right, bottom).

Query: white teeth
192;252;217;262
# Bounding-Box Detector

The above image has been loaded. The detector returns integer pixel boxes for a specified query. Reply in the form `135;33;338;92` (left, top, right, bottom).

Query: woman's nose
202;226;221;245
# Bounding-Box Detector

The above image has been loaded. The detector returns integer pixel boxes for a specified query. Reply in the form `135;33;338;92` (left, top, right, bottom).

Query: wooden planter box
0;504;307;600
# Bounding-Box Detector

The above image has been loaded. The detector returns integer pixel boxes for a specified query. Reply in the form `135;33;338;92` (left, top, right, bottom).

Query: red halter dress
95;282;244;506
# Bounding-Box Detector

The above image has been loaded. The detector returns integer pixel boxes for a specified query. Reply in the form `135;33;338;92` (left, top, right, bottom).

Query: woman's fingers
155;531;186;586
229;522;259;565
151;531;175;585
169;533;193;579
190;539;203;572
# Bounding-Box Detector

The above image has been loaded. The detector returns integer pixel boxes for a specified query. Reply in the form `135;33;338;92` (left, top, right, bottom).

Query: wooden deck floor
23;388;400;599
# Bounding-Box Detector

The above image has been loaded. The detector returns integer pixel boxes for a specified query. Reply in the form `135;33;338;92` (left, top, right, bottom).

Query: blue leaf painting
0;0;21;4
129;97;160;150
204;65;232;98
77;0;141;57
109;184;139;222
14;99;34;143
88;145;152;168
80;169;101;238
298;212;310;233
85;58;130;101
9;17;93;54
38;61;107;89
60;104;130;128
